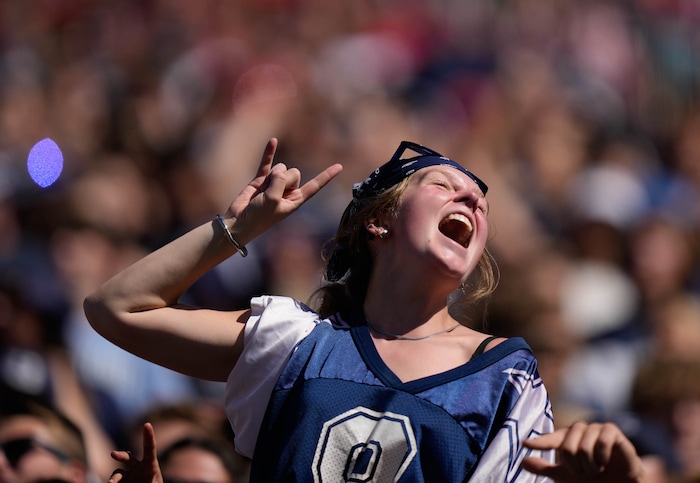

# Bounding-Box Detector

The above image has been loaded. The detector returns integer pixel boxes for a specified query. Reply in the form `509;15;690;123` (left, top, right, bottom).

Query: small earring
378;227;389;239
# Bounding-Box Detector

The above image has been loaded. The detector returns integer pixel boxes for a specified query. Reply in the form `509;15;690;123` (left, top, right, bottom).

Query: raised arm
83;138;342;382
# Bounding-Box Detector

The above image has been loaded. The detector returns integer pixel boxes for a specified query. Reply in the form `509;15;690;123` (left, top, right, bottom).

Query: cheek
476;213;490;238
392;202;429;239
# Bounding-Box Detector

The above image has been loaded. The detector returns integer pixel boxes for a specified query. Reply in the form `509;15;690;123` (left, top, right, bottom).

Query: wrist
215;214;248;257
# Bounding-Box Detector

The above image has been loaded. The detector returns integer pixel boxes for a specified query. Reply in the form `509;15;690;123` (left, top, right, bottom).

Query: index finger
523;429;567;450
297;163;343;201
142;422;158;462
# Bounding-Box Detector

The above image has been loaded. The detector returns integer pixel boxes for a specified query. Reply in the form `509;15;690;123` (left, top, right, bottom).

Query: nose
455;188;481;210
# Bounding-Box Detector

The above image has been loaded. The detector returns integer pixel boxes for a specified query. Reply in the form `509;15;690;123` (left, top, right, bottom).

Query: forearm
84;217;239;329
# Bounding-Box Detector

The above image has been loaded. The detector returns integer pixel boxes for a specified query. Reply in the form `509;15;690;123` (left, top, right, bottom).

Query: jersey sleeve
224;295;321;457
468;359;556;482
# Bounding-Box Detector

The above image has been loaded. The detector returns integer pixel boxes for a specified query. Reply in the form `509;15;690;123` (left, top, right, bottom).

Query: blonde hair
310;178;498;323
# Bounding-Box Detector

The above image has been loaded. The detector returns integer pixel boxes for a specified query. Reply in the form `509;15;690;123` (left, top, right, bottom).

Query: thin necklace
365;318;461;341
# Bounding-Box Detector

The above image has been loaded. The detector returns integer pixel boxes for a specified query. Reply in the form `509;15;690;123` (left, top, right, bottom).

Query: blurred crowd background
1;0;700;481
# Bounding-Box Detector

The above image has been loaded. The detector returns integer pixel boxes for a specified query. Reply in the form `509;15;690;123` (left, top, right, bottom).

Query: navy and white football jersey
225;296;554;482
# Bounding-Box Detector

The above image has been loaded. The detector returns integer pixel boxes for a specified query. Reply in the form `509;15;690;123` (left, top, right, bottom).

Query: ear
365;221;389;239
366;223;381;237
364;216;378;234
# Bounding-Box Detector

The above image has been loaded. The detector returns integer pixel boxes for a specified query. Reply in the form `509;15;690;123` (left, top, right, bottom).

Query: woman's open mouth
438;214;473;247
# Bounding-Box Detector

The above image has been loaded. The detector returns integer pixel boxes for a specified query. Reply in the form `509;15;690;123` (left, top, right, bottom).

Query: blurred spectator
128;402;234;458
0;279;62;401
631;358;700;478
0;386;90;483
0;278;116;481
159;436;250;483
123;401;251;481
647;293;700;362
628;215;698;314
260;215;327;303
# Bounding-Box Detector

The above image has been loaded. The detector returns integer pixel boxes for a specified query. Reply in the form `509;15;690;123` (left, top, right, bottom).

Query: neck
367;246;463;310
362;247;467;337
364;270;458;334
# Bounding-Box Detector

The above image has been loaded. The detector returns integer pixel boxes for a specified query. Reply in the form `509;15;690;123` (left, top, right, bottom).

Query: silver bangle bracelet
215;214;248;257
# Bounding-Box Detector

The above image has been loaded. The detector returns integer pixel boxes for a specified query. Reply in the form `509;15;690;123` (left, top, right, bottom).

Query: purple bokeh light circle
27;138;63;188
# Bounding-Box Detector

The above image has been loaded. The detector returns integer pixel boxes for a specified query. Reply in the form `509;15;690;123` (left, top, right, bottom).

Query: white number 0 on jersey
312;407;418;482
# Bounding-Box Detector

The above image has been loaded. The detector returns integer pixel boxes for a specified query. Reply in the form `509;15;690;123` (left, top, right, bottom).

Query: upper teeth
440;213;473;232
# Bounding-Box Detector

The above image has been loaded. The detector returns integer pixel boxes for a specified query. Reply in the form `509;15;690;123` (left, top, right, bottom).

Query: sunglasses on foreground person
85;138;646;482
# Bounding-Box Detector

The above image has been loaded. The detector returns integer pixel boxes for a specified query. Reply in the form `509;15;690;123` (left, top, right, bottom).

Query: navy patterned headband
352;141;488;201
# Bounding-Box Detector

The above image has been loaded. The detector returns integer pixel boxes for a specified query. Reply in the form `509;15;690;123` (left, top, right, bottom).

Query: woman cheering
86;138;646;482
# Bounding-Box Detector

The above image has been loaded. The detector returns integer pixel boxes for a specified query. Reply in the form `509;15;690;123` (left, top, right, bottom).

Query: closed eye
425;173;453;190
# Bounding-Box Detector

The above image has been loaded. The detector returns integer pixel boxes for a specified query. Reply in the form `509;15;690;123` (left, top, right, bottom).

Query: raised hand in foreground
522;421;646;483
108;423;163;483
224;137;343;244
